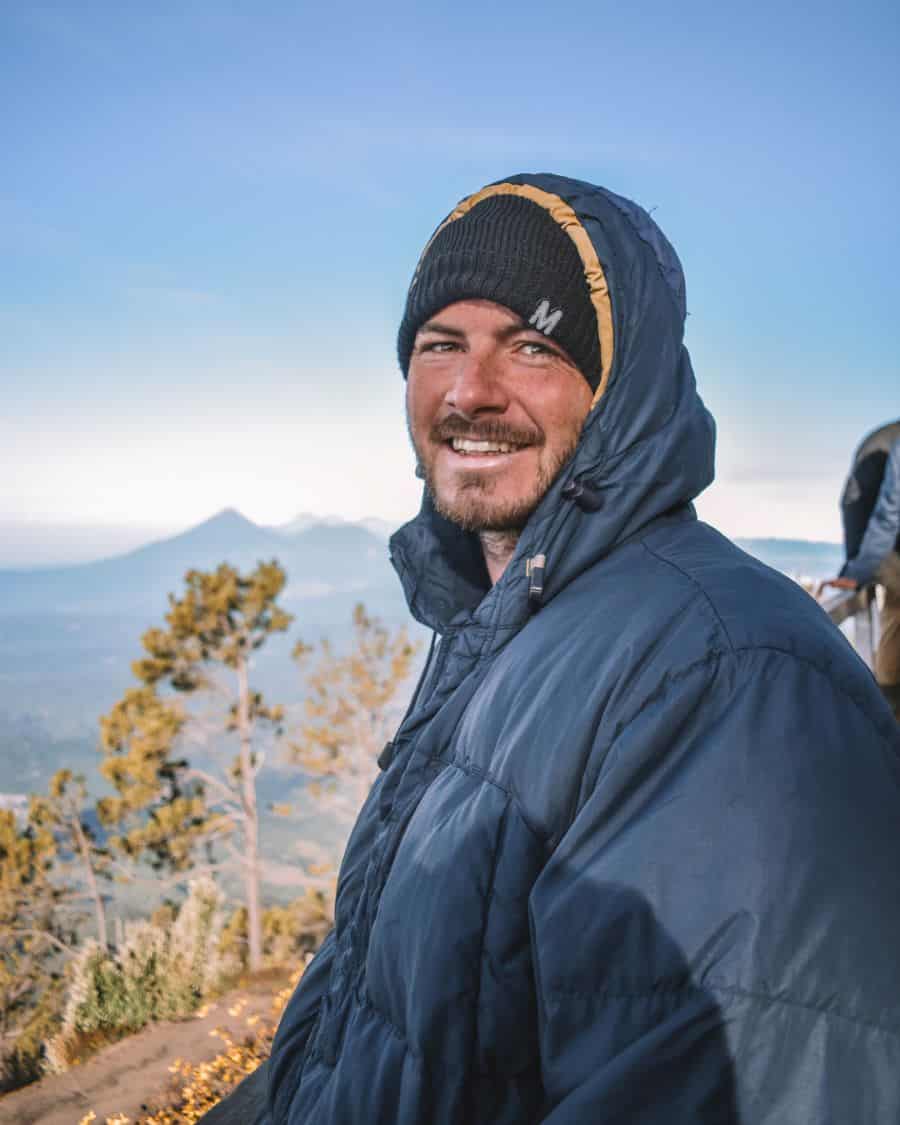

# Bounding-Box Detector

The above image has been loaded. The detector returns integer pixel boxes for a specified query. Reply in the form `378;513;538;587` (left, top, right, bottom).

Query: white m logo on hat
529;299;563;336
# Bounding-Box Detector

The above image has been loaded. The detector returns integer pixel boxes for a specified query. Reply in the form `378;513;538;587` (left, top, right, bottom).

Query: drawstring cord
526;477;604;613
561;477;605;511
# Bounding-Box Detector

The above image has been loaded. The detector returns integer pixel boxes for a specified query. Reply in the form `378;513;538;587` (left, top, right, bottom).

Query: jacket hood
390;173;716;638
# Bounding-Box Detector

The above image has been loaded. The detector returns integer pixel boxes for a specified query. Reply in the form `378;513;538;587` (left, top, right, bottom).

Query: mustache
430;415;543;446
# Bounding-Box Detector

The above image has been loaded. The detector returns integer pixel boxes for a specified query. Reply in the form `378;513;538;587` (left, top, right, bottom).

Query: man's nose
445;351;509;417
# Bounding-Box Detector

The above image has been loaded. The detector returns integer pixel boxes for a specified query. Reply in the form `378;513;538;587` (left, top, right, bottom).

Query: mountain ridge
0;507;843;576
0;509;846;619
0;509;398;615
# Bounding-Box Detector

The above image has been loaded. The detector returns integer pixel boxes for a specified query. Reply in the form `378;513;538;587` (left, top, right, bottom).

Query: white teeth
450;438;518;454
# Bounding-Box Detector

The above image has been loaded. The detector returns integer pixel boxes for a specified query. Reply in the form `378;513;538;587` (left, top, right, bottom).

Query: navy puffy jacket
268;175;900;1123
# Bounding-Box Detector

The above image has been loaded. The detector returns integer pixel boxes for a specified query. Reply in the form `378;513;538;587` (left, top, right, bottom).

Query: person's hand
815;576;858;599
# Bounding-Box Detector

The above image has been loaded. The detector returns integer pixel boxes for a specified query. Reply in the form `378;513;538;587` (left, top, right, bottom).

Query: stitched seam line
355;989;425;1062
639;539;736;652
602;196;683;318
546;981;900;1038
417;747;549;847
599;644;897;794
598;652;722;764
727;644;900;747
473;799;511;1073
628;551;897;748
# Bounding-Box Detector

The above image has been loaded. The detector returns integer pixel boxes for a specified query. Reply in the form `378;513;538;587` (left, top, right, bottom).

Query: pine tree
98;561;292;973
98;684;212;874
291;604;418;853
29;770;111;952
0;808;69;1082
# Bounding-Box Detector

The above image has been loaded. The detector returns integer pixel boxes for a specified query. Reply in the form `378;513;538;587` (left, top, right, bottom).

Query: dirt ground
0;975;286;1125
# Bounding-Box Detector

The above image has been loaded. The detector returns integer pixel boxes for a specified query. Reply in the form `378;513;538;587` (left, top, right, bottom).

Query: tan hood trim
421;182;614;408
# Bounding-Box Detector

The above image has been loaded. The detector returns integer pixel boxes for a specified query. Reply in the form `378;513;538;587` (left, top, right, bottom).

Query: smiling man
264;176;900;1124
406;298;592;580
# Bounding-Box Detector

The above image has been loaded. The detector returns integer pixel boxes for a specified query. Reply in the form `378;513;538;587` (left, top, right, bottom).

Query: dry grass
77;964;304;1125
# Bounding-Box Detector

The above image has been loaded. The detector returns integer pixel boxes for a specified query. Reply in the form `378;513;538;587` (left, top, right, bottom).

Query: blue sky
3;0;898;551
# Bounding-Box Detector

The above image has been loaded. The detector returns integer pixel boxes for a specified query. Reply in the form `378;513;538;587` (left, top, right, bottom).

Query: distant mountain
274;512;350;536
0;508;399;616
0;509;414;783
0;508;846;619
358;517;397;541
274;513;396;541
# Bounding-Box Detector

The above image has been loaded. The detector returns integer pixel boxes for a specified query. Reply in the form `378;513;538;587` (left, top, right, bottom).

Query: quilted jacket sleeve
842;436;900;586
528;649;900;1123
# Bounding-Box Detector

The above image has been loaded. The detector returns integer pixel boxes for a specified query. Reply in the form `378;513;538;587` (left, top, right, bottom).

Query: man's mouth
449;437;523;456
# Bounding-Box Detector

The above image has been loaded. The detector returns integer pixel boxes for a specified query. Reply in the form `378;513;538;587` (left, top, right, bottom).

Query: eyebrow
417;317;531;341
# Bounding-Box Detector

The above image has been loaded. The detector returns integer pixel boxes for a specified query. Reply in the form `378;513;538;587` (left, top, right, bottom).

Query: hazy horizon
0;508;844;570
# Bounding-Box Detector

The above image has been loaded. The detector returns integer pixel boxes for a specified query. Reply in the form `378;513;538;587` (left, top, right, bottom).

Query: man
821;420;900;718
263;175;900;1122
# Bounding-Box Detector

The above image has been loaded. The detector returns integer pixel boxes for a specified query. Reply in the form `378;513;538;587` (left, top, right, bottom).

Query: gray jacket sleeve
843;437;900;586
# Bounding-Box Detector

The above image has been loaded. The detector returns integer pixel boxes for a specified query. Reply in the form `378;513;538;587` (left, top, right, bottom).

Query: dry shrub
46;877;237;1073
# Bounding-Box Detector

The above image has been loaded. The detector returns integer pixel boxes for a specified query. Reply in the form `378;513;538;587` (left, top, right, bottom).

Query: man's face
406;299;593;532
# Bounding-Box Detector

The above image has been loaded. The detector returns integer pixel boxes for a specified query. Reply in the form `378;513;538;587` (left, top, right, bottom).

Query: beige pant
876;588;900;716
876;555;900;718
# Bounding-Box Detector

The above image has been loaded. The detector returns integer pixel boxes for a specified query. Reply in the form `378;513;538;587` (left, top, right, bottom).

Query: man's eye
417;340;458;354
518;341;554;357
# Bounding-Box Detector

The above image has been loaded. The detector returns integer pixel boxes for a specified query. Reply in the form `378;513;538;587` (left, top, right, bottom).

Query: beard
409;414;581;533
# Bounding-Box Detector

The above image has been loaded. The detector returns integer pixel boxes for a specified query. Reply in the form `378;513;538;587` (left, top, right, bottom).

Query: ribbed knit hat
397;192;602;389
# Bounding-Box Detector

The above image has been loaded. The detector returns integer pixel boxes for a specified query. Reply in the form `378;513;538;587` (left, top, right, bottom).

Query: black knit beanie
397;192;601;390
